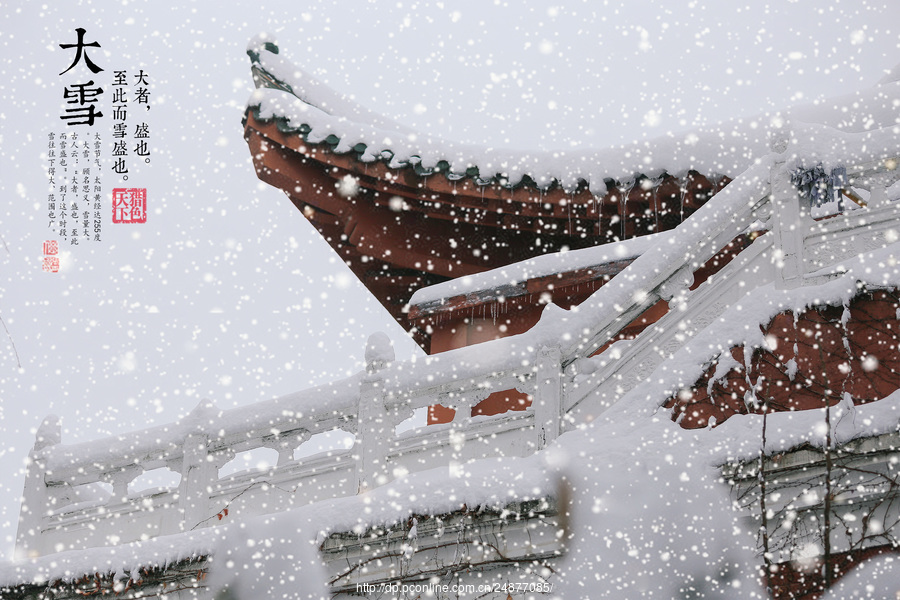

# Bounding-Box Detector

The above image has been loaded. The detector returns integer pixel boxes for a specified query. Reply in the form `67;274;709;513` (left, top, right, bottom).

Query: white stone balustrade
15;333;556;558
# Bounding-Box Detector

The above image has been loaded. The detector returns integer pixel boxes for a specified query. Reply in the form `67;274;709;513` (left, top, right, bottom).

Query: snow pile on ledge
0;530;215;589
711;389;900;464
0;412;765;598
821;554;900;600
551;416;762;598
206;514;328;600
409;232;664;307
245;34;900;193
551;389;900;597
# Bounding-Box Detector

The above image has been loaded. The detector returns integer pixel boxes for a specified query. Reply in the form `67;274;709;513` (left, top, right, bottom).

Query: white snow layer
9;388;900;595
0;529;215;589
206;514;329;600
0;414;764;598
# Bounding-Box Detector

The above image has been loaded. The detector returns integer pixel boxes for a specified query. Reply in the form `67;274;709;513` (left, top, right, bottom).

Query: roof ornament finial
245;32;280;64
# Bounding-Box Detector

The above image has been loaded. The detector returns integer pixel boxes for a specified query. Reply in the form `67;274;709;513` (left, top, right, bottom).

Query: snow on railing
560;136;900;419
15;332;552;558
16;132;900;559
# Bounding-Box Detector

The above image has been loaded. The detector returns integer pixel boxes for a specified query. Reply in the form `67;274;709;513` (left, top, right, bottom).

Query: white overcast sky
0;0;897;559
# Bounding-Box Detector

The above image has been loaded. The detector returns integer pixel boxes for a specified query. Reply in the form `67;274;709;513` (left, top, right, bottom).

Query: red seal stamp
42;257;60;272
112;188;147;223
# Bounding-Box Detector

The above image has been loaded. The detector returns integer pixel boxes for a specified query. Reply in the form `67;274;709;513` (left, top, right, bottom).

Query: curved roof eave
244;34;900;196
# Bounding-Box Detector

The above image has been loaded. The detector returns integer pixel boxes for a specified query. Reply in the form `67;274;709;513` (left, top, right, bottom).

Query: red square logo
42;257;60;272
112;188;147;223
43;240;58;255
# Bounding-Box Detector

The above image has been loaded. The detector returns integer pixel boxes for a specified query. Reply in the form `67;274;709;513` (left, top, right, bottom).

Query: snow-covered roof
245;34;900;194
604;238;900;424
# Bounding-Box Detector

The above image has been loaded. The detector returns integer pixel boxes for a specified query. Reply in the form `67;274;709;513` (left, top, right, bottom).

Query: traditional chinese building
3;35;900;600
242;40;764;420
238;38;900;598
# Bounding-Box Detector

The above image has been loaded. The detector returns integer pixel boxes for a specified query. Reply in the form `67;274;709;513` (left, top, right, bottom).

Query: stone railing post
770;161;809;289
447;390;489;476
263;429;311;467
15;415;61;559
179;432;216;531
859;160;900;209
178;399;223;532
108;467;141;504
448;393;469;478
356;333;394;493
534;346;562;450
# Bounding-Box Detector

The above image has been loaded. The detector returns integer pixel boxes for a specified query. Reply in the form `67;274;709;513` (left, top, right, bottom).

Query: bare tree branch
0;312;21;369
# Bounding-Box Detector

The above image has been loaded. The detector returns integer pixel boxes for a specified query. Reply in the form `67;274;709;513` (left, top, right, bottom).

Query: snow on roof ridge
246;33;414;135
244;37;770;193
245;37;900;196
